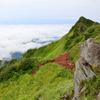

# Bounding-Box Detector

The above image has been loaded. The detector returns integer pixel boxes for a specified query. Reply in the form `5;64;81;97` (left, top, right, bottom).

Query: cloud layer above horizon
0;24;72;60
0;0;100;24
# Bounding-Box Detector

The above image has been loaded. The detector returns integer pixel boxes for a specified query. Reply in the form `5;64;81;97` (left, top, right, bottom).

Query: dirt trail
31;51;75;76
30;63;42;76
53;51;75;71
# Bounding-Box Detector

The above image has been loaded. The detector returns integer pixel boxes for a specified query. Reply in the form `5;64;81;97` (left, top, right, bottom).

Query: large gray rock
72;38;100;100
80;38;100;66
97;92;100;100
72;58;96;100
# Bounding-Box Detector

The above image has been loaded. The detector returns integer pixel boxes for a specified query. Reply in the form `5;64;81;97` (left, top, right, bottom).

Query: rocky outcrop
78;26;84;33
61;94;69;100
72;38;100;100
80;38;100;65
97;92;100;100
72;58;96;100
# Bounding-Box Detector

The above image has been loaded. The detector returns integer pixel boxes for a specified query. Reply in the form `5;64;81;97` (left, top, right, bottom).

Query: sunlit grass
0;63;74;100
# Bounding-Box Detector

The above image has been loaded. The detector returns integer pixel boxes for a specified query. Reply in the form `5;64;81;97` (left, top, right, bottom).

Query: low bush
23;48;37;58
37;58;50;65
0;58;39;81
88;26;95;33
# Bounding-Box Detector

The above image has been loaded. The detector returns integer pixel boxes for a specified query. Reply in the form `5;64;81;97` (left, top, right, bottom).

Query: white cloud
0;24;72;60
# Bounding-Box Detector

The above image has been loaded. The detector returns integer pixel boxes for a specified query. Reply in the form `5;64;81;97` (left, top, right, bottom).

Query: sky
0;0;100;24
0;0;100;60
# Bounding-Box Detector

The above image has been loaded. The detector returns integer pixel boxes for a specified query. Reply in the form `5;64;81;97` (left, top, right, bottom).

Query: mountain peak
77;16;94;27
79;16;86;20
69;16;94;33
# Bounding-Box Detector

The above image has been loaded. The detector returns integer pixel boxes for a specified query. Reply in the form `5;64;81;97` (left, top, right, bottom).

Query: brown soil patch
53;51;75;71
30;62;42;76
31;51;75;76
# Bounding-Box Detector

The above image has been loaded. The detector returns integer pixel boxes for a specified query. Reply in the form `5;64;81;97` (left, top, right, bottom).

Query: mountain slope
0;63;74;100
23;16;95;60
0;16;100;100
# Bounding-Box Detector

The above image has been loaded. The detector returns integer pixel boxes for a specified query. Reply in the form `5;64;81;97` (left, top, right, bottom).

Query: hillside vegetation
24;16;97;63
0;63;74;100
0;16;100;100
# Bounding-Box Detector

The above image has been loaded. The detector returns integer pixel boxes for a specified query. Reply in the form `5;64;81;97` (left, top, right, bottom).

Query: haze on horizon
0;0;100;24
0;0;100;60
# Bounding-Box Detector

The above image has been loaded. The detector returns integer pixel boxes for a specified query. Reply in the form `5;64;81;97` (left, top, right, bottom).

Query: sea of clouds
0;24;72;60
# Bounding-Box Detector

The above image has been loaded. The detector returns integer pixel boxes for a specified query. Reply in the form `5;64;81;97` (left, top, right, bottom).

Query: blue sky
0;0;100;24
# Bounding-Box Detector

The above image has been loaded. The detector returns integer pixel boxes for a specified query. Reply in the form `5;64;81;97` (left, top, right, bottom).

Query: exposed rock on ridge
72;38;100;100
80;38;100;65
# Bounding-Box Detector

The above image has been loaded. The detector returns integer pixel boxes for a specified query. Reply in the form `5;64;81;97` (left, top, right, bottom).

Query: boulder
72;38;100;100
38;97;44;100
80;38;100;66
72;58;96;100
61;94;69;100
97;92;100;100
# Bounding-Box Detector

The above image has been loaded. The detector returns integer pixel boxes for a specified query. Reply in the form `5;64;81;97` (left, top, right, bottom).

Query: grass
0;63;74;100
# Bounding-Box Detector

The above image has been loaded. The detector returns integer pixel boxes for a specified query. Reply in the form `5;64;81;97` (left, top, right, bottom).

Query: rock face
72;58;96;100
72;38;100;100
97;92;100;100
80;38;100;65
61;94;69;100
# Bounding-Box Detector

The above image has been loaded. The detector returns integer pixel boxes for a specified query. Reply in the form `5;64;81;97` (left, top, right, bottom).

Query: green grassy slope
0;63;74;100
23;16;95;61
0;16;100;100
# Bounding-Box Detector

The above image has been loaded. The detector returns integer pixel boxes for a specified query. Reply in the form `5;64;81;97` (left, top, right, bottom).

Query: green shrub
9;59;18;65
19;58;39;72
84;88;90;96
93;22;99;26
88;26;95;33
37;58;50;65
23;48;37;58
70;42;83;63
0;58;39;81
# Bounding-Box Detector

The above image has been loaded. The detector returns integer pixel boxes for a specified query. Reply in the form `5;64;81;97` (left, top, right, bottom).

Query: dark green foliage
0;66;6;72
0;58;39;81
88;26;95;33
64;17;94;51
93;22;99;26
69;16;94;33
84;88;90;96
18;58;39;75
80;74;100;99
23;48;37;58
70;42;83;63
37;58;50;65
77;16;94;27
9;59;18;65
73;27;80;34
19;58;38;72
0;64;17;81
